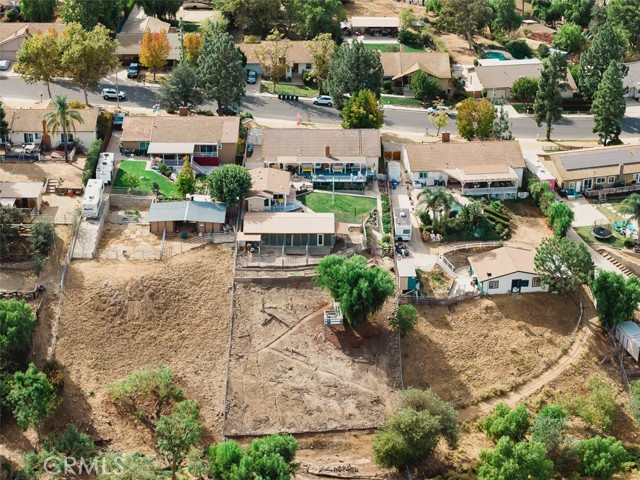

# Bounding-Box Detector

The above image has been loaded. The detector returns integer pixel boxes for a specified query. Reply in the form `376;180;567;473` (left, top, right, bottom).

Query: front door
317;234;324;246
575;181;581;192
511;279;521;293
583;179;593;190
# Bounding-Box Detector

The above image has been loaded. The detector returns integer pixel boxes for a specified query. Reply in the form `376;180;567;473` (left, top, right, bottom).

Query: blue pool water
485;51;507;60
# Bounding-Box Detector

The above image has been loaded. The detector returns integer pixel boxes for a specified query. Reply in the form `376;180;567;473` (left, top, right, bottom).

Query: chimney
325;145;331;157
178;107;188;117
619;163;624;178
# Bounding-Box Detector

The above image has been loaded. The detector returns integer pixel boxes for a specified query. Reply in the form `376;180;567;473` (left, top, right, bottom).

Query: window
60;133;73;142
199;144;218;157
488;280;499;289
139;141;150;152
569;182;575;190
634;173;640;182
23;133;36;143
419;172;428;179
608;176;616;184
583;179;593;190
596;177;606;184
263;199;270;207
532;277;541;287
317;234;324;246
305;63;312;69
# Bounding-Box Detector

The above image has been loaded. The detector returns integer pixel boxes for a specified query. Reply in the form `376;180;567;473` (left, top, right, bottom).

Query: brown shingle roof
243;212;335;234
249;168;291;196
120;5;171;34
237;40;311;65
380;52;451;80
121;115;240;144
116;32;181;60
475;61;578;91
468;246;537;282
261;128;381;159
0;22;65;45
5;108;99;133
403;141;526;172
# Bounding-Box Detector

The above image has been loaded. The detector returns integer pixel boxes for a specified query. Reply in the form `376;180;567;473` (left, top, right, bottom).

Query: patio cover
0;198;16;206
445;165;520;183
237;232;262;242
147;142;196;155
268;156;368;164
148;200;227;223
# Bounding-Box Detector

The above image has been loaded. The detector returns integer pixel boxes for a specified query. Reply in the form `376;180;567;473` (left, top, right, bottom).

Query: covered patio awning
147;142;196;155
445;165;519;183
237;232;262;242
265;156;369;165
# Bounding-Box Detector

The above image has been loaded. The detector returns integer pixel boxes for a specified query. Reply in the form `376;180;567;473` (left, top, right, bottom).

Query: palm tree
43;95;84;163
460;201;484;228
417;188;455;232
619;193;640;244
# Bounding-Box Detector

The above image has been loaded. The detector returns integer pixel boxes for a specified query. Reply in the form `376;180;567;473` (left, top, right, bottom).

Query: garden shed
397;261;418;293
616;321;640;362
148;200;227;235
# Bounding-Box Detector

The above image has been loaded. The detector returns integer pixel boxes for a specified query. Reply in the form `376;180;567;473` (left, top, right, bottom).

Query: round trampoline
592;225;613;240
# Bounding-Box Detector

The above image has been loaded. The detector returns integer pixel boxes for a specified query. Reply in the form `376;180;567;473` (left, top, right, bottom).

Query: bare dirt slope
225;281;401;436
51;246;233;451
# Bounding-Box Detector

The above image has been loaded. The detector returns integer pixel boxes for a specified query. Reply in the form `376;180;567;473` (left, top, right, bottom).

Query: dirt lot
402;292;581;408
7;246;233;456
225;280;401;436
98;223;161;250
504;199;552;246
343;0;423;17
0;158;85;185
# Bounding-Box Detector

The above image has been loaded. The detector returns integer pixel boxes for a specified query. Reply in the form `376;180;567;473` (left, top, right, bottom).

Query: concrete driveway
565;197;609;227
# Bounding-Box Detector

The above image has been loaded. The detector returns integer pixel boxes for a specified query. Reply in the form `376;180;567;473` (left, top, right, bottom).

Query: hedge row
82;139;103;185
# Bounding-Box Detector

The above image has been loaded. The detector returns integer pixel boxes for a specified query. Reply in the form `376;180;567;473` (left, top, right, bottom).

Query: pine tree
578;22;629;101
592;61;627;146
493;105;513;140
160;62;203;112
533;53;567;141
175;157;196;198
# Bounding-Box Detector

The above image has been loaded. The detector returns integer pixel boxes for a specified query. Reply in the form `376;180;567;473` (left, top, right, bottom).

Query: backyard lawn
574;225;626;250
300;192;377;223
261;82;319;98
363;43;424;53
381;96;424;107
113;160;179;197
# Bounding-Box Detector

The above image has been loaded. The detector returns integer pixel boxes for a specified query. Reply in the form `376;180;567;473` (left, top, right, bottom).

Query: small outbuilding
616;321;640;362
468;246;544;295
397;261;418;293
0;181;43;216
149;200;227;235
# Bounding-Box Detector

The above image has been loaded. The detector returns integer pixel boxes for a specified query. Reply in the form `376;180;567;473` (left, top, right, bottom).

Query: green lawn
261;81;319;98
362;43;424;52
299;192;377;223
401;44;426;52
381;96;425;107
113;160;179;197
574;225;627;250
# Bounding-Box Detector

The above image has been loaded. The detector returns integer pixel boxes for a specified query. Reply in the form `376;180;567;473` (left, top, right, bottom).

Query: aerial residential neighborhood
3;0;640;479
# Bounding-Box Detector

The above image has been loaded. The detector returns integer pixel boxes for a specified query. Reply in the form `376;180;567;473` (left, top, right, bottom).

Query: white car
0;60;10;71
313;95;333;107
101;88;126;101
426;105;451;115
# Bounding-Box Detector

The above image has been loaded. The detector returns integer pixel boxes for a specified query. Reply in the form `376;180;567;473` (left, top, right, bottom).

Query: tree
607;0;640;50
44;424;95;458
528;178;556;214
135;0;182;21
431;109;450;136
238;435;298;479
98;453;161;480
592;61;627;146
156;400;202;480
417;188;455;231
437;0;493;50
19;0;55;22
425;0;442;14
29;221;55;256
314;255;395;328
340;89;384;129
574;376;618;433
305;33;336;94
208;165;252;208
578;22;629;101
198;31;246;114
399;8;416;29
60;23;120;106
8;363;57;440
254;29;291;94
325;41;383;109
61;0;120;31
455;98;496;141
534;53;568;141
373;388;458;473
183;33;204;65
559;0;595;28
483;402;530;442
552;22;587;53
175;157;196;198
140;29;170;82
410;71;442;102
591;271;640;330
493;105;513;140
44;95;84;162
283;0;345;40
204;441;244;480
531;405;567;453
14;29;62;99
579;436;627;479
545;201;574;237
390;305;418;337
0;299;37;355
511;77;539;105
490;0;522;33
0;206;24;256
531;0;563;25
226;0;281;36
160;62;203;113
478;438;554;480
0;98;8;142
534;236;593;294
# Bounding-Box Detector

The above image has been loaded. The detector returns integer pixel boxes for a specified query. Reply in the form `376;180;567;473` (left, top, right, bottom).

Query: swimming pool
485;51;507;61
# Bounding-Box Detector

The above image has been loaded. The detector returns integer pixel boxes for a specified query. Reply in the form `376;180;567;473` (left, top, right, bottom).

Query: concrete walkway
567;228;621;274
565;197;609;227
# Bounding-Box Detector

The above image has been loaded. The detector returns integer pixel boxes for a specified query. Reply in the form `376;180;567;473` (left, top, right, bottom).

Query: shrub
482;402;530;442
579;436;627;479
82;139;103;185
29;221;55;256
301;70;316;86
531;405;567;452
68;100;86;109
44;424;95;458
537;43;550;58
30;255;46;276
624;238;635;249
569;376;618;433
632;381;640;424
96;111;113;140
390;305;418;336
398;29;422;47
505;39;533;59
478;438;554;480
418;210;432;226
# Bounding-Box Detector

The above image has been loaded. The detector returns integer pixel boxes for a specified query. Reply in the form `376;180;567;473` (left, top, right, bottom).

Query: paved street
4;73;640;140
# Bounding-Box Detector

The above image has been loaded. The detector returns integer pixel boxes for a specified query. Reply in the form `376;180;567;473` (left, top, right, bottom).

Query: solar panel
560;148;640;171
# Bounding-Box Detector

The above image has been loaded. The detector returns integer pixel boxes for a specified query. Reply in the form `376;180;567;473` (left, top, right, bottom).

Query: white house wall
9;130;96;147
479;271;545;295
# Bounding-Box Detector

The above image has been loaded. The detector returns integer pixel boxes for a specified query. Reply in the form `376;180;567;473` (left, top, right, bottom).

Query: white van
82;179;104;218
95;152;115;185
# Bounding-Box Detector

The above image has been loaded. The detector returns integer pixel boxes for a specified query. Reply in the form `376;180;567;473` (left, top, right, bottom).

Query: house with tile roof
380;51;453;95
402;141;526;199
0;22;66;61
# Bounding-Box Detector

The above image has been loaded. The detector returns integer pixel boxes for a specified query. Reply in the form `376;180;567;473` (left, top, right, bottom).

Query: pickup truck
127;63;140;79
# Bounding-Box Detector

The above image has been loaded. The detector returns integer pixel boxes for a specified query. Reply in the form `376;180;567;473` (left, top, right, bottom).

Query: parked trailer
95;152;115;185
387;160;402;183
616;321;640;362
82;179;104;218
394;208;412;241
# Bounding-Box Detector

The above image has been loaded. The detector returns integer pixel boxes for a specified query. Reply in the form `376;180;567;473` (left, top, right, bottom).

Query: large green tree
61;0;121;31
607;0;640;50
160;62;204;112
417;188;455;231
478;438;554;480
0;300;37;355
531;405;568;453
579;436;627;479
591;271;640;330
0;206;24;257
207;165;252;208
483;403;530;442
225;0;281;36
135;0;182;21
156;400;202;480
511;77;539;105
197;31;245;114
552;22;587;53
19;0;56;22
314;255;395;327
14;29;62;99
557;0;595;28
373;388;458;473
545;201;574;237
282;0;345;40
325;41;383;109
305;33;336;94
410;71;442;102
592;61;627;146
578;22;629;101
60;23;120;106
29;221;55;255
437;0;493;49
44;95;85;162
341;89;384;129
175;157;196;198
455;98;496;141
534;236;594;294
489;0;522;33
533;53;568;141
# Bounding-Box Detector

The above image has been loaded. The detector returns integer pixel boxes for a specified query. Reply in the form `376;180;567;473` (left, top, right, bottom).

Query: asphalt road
3;73;640;140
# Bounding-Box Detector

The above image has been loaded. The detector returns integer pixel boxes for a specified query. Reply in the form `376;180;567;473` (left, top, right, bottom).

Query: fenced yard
113;160;179;197
300;192;377;223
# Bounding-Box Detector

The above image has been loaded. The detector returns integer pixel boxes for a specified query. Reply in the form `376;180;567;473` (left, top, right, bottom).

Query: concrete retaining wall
109;194;154;209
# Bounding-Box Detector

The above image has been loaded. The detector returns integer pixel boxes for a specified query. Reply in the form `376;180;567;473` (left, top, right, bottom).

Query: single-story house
402;141;526;199
116;5;178;64
121;115;240;173
624;61;640;99
397;261;418;293
4;107;99;149
347;16;400;36
380;51;453;95
539;144;640;196
260;128;381;185
468;246;544;295
236;40;312;79
246;168;301;212
240;211;336;253
0;22;65;62
0;181;43;216
470;58;577;99
148;200;227;235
